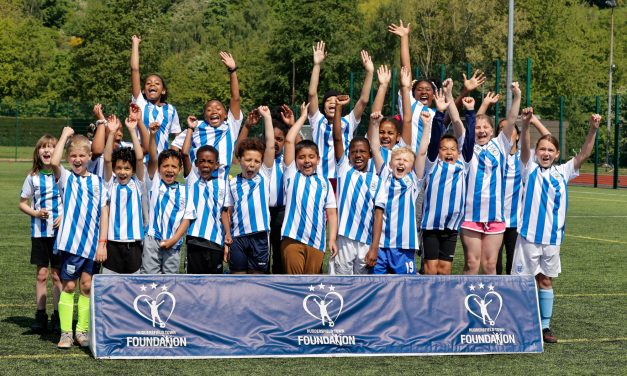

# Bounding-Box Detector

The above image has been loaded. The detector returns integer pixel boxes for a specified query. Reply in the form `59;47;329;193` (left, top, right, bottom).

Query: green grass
0;162;626;375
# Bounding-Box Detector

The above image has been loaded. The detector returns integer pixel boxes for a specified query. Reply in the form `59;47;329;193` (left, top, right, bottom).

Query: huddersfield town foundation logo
297;283;356;347
459;282;517;345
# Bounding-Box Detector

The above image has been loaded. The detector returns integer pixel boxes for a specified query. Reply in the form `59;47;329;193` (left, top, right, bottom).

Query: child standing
143;123;194;274
50;127;109;349
281;103;338;274
19;135;63;333
513;109;601;344
102;113;145;274
222;106;275;274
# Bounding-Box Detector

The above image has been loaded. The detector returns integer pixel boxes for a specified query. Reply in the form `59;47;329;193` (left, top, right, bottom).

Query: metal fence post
613;95;620;189
440;64;446;83
526;58;531;107
595;96;600;187
14;100;19;161
349;71;355;111
495;60;501;125
559;96;564;163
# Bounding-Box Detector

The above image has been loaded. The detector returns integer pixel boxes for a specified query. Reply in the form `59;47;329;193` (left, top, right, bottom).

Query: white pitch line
566;234;627;245
569;195;627;204
568;215;627;218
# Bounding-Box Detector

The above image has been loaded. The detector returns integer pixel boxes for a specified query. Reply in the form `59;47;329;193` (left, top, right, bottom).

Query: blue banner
90;275;543;358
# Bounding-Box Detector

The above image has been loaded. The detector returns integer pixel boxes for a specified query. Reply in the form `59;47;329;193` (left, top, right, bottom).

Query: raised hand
258;105;271;117
463;70;486;92
93;103;104;120
280;104;295;126
312;41;327;65
462;97;476;111
219;51;237;70
244;109;260;129
420;110;432;123
336;95;350;107
361;50;374;73
131;35;141;45
483;91;500;105
441;78;454;99
106;115;121;133
299;102;310;119
589;113;602;129
149;121;161;135
377;65;391;86
388;19;410;37
370;111;383;124
511;82;521;97
61;126;74;138
129;103;141;122
125;116;138;131
433;88;448;112
187;115;199;130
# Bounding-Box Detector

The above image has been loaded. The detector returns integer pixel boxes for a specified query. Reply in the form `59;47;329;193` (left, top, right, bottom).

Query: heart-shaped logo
133;291;176;328
303;292;344;327
464;291;503;326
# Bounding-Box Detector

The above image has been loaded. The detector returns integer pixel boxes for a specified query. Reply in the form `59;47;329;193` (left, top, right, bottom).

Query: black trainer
31;310;48;333
50;310;61;333
543;328;558;343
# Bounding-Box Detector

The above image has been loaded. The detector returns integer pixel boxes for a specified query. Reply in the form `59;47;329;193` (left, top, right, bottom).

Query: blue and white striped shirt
146;175;194;245
281;163;337;251
518;158;578;246
225;165;271;237
133;95;181;162
397;93;435;153
21;172;63;238
309;110;360;179
186;171;227;245
375;166;423;249
269;154;286;207
106;176;144;241
55;168;108;260
503;150;523;228
421;158;469;231
336;155;380;244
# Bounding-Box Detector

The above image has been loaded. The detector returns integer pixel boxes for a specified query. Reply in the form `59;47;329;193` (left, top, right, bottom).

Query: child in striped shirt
281;102;338;274
50;127;109;349
19;135;63;333
131;35;181;160
171;52;242;180
222;106;275;274
307;41;373;187
367;109;430;274
102;113;145;274
330;95;380;275
513;109;601;344
142;123;194;274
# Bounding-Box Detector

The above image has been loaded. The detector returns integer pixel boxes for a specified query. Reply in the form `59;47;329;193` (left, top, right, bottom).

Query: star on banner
488;284;495;291
151;283;158;289
329;285;335;291
161;285;168;292
478;283;485;289
308;285;315;292
140;285;147;292
469;284;476;291
318;283;326;290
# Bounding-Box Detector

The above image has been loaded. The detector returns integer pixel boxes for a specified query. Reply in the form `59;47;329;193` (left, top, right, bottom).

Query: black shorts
229;231;269;273
186;236;224;274
31;237;62;268
422;229;458;262
103;240;143;273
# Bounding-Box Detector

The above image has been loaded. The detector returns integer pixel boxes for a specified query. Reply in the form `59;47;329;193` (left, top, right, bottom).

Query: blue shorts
229;231;269;273
60;252;99;281
373;248;416;275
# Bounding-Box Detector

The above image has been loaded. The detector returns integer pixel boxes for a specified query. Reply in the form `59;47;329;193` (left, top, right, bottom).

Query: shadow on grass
2;316;77;345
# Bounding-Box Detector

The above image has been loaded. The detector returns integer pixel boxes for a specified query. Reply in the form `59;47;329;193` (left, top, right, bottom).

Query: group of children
20;24;601;348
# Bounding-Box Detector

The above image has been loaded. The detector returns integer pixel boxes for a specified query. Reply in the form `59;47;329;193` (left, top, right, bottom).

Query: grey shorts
141;235;182;274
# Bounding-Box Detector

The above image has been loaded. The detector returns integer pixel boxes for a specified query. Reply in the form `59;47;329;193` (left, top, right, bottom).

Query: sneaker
58;332;73;349
75;331;89;347
50;311;61;334
543;328;558;343
31;310;48;333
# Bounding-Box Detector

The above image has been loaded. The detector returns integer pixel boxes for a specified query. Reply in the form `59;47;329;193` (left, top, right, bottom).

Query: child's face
143;75;166;103
195;151;219;180
114;160;134;185
239;150;263;180
535;139;559;168
38;142;55;166
273;127;286;157
295;147;320;176
379;121;400;149
67;146;91;176
158;156;182;184
475;118;494;146
323;96;337;119
413;81;434;106
204;100;228;127
439;139;459;164
349;141;370;172
389;152;415;179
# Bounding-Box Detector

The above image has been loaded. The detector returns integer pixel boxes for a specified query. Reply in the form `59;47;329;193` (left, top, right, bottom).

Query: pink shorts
460;221;506;234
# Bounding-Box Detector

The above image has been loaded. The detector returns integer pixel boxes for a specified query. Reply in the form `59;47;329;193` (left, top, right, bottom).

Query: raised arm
234;109;260;164
284;102;309;166
333;95;350;162
455;70;485;110
147;122;160;179
573;114;602;170
477;91;499;116
180;117;198;177
368;65;391;140
125;115;145;181
501;82;522;140
399;66;413;146
369;112;385;173
130;103;149;154
442;79;464;139
220;52;240;120
519;107;533;165
51;127;74;180
90;104;107;158
259;106;275;168
131;35;142;99
415;110;432;178
462;102;476;163
352;51;374;119
429;89;449;161
530;113;551;136
307;41;326;117
103;115;121;182
389;20;411;78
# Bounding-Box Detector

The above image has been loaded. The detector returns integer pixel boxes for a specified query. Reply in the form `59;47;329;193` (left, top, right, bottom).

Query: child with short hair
171;52;242;180
142;123;194;274
50;127;109;349
221;106;275;274
281;103;338;274
102;112;145;274
513;109;601;343
19;135;63;333
307;42;373;185
330;95;380;275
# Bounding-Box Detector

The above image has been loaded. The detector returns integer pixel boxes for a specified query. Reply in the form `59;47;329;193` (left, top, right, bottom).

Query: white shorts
329;236;370;275
511;235;561;278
